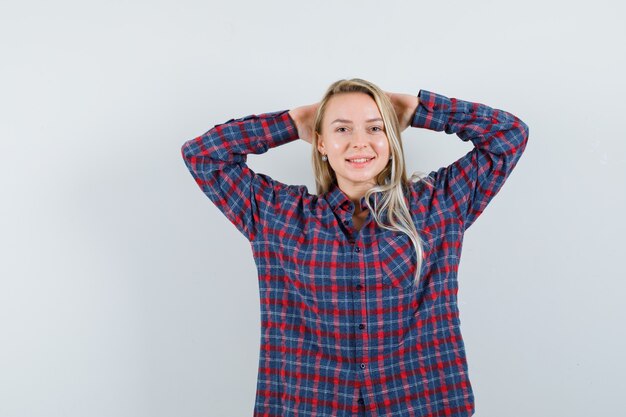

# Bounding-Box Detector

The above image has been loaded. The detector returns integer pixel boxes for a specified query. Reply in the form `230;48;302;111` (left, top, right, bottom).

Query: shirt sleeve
411;89;529;231
180;110;301;242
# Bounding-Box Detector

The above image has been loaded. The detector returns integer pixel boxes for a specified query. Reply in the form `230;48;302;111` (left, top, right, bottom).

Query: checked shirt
181;89;529;416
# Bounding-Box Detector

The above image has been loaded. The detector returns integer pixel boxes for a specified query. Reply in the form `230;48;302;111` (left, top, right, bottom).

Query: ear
316;133;325;153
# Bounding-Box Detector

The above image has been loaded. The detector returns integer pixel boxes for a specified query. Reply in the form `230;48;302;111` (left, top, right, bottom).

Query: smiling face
317;92;391;199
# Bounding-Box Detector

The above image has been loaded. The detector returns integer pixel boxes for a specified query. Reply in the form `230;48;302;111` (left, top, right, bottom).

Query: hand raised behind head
288;102;320;145
384;91;419;132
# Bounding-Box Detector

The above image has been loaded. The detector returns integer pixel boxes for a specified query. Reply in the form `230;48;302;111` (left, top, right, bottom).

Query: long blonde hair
311;78;433;286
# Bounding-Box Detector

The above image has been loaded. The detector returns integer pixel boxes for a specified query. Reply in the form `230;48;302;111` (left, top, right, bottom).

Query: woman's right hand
288;103;320;145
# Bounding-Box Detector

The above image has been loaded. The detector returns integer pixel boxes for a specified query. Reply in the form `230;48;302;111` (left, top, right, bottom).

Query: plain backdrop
1;1;624;416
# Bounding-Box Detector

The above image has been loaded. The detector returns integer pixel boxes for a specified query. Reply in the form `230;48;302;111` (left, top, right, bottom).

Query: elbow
180;134;203;163
180;140;193;163
519;119;529;141
515;117;530;149
511;118;529;160
520;120;530;151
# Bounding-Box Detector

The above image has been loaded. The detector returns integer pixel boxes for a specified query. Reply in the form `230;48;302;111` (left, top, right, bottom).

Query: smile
345;157;375;167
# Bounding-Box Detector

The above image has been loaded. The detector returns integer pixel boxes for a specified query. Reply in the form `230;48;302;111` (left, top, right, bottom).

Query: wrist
288;108;302;126
403;94;419;120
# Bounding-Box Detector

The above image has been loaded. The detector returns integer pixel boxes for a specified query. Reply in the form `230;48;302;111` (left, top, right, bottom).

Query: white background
1;1;624;416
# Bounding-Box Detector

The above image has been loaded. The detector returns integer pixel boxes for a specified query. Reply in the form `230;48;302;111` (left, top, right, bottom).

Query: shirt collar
324;182;378;212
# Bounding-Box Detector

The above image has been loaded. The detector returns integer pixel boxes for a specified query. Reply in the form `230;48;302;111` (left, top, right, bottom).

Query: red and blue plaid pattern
181;90;529;416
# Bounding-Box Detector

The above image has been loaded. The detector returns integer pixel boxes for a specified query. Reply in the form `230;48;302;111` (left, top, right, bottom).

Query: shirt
180;89;529;417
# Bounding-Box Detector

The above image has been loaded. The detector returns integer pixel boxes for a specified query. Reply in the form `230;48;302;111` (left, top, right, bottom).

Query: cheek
328;140;344;152
374;137;390;154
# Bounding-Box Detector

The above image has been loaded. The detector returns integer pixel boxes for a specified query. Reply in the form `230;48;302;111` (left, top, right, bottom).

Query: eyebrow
331;118;383;124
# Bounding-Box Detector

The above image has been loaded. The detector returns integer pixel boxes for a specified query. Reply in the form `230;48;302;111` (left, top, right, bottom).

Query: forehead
324;92;381;122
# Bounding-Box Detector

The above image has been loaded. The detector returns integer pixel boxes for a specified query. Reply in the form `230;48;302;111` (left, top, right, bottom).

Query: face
317;92;390;196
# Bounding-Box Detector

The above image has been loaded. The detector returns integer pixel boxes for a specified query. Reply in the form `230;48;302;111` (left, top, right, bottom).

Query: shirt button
358;398;365;405
360;363;366;369
343;220;349;225
358;324;365;329
356;284;363;290
355;246;360;253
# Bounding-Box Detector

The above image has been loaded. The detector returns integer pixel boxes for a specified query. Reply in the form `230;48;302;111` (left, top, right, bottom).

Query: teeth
349;158;371;163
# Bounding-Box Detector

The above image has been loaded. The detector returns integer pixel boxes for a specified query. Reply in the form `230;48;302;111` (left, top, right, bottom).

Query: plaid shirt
181;89;529;417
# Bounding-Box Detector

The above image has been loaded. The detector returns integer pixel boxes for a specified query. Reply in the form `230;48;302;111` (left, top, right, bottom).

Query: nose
351;129;369;148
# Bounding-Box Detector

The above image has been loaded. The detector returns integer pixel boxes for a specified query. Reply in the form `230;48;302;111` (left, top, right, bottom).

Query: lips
345;156;375;168
345;156;375;162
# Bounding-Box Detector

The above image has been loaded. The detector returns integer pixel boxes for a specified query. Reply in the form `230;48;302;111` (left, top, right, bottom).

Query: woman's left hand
384;91;419;132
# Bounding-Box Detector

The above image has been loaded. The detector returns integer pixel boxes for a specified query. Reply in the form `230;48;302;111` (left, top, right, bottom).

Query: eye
336;127;348;132
371;126;383;132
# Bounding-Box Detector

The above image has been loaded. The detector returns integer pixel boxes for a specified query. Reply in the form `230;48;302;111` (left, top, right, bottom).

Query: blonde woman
181;78;529;417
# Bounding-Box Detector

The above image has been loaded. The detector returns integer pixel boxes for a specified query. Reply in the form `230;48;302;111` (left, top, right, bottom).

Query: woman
181;78;529;417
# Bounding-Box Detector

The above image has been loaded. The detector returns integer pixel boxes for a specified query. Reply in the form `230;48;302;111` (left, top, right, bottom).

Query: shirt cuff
411;89;475;133
410;90;453;131
261;110;300;147
223;109;300;148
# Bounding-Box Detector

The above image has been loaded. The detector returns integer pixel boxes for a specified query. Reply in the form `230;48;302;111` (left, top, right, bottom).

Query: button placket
349;237;369;377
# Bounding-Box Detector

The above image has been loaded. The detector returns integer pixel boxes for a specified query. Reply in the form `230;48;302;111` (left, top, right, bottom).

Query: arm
180;110;300;242
409;89;529;230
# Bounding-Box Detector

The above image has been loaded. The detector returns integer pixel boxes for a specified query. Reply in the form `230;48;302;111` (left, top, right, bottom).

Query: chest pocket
376;231;420;290
285;230;339;304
